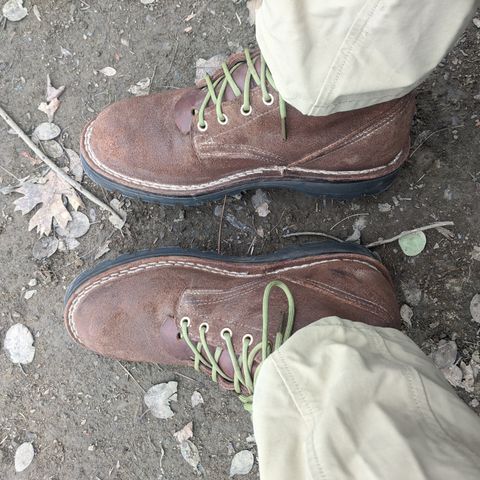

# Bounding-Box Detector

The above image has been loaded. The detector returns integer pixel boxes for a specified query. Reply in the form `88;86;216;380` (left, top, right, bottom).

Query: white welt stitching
67;258;380;344
84;123;403;192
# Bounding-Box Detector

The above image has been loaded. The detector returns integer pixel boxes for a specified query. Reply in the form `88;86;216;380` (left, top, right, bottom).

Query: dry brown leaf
46;79;64;101
38;98;60;122
14;171;83;236
174;422;194;443
46;74;65;102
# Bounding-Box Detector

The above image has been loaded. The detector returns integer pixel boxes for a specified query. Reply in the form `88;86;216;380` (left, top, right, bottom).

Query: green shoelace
197;48;288;140
180;280;295;412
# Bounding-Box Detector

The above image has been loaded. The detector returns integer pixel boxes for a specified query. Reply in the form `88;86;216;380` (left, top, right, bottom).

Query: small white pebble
24;290;37;300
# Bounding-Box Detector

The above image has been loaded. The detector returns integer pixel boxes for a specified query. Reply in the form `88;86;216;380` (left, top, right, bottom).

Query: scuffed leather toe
80;89;197;193
65;265;192;364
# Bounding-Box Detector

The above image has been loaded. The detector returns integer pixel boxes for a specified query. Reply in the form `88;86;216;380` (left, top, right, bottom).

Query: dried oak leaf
14;171;83;236
38;98;60;122
46;74;65;102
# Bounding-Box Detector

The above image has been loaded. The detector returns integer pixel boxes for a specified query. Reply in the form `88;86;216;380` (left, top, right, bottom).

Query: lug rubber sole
81;154;399;206
65;241;375;304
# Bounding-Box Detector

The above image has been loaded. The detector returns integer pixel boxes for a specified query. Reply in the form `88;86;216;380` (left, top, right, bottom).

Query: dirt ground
0;1;479;479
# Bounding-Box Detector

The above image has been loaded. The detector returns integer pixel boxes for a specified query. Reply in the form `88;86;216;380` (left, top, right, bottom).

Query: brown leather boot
80;49;416;205
64;242;400;410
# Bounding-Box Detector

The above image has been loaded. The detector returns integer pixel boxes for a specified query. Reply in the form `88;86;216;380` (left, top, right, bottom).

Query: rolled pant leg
252;317;480;480
255;0;478;115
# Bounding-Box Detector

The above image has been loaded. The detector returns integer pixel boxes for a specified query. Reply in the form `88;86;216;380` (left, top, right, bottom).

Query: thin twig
0;163;22;181
283;231;344;242
116;361;146;393
366;221;454;248
410;126;464;159
155;363;198;383
174;371;199;383
330;213;369;231
217;195;227;254
0;105;124;226
163;39;179;81
150;65;158;85
159;443;165;476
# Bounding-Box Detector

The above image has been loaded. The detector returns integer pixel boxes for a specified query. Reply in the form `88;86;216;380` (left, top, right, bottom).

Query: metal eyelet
199;322;209;333
218;114;229;125
240;106;252;116
242;334;253;345
262;94;274;106
197;121;208;132
181;316;191;327
220;327;233;340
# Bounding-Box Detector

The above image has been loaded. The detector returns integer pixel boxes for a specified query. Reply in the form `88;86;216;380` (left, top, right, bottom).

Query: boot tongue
175;279;289;381
174;55;260;134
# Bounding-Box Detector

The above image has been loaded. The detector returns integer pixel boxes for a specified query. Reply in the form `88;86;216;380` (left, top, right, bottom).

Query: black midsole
81;154;399;206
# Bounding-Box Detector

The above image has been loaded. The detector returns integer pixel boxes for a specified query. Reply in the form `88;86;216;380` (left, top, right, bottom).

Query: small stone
378;203;392;213
28;279;37;287
473;18;480;28
99;66;117;77
191;390;204;407
24;290;36;300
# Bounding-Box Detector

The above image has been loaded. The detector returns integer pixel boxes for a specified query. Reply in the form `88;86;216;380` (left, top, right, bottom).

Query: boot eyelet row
197;98;272;131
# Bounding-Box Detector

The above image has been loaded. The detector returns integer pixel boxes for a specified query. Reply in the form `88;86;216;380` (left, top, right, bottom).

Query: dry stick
0;105;124;226
284;221;454;248
217;195;227;254
116;361;146;393
410;125;464;159
366;221;454;248
283;231;344;242
330;212;369;231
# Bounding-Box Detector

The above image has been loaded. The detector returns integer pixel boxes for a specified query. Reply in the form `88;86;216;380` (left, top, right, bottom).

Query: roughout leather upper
80;52;416;197
64;252;401;378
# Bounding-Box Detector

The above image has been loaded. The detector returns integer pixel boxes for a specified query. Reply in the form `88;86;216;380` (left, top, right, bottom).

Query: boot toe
64;269;190;364
80;90;195;193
